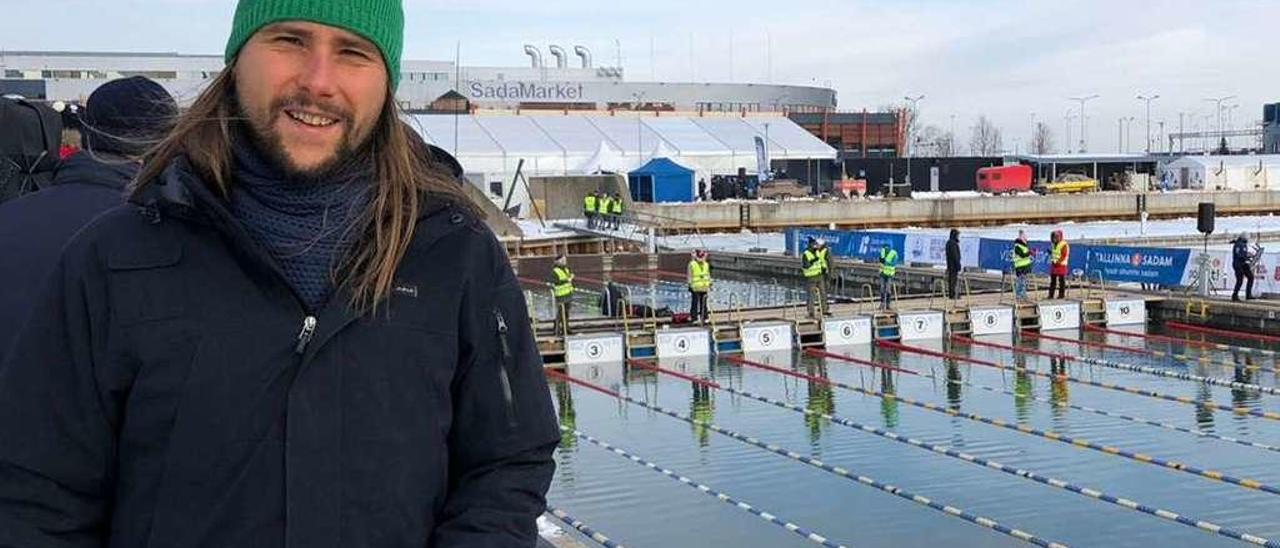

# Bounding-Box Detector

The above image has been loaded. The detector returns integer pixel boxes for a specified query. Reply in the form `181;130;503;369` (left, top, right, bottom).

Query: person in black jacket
0;3;560;547
1232;233;1256;301
0;76;176;355
945;229;961;300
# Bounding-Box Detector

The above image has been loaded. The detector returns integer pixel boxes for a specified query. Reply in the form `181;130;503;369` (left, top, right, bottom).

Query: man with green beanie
0;1;560;547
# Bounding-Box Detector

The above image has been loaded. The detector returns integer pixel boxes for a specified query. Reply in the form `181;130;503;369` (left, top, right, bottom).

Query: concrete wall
529;174;629;220
634;190;1280;231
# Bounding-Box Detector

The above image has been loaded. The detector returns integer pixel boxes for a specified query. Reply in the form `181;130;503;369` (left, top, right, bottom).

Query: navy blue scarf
228;136;372;312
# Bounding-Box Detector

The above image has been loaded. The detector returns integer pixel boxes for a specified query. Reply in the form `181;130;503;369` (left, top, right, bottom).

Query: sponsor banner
1085;245;1190;286
846;231;907;262
976;238;1064;275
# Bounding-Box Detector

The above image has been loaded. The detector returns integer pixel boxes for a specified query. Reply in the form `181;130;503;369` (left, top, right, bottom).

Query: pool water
545;325;1280;547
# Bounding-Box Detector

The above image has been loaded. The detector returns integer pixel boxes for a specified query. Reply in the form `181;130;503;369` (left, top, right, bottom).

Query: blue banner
844;231;907;262
977;238;1055;274
1083;245;1191;285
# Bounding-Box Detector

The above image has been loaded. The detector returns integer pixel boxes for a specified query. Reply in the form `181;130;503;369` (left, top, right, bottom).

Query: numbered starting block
565;333;626;365
1104;298;1147;326
655;327;712;359
1038;301;1081;331
969;306;1014;336
741;321;794;353
823;315;873;347
896;310;945;341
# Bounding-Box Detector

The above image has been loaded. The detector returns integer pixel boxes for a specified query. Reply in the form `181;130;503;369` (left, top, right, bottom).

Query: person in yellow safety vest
551;254;575;336
610;192;624;230
802;238;827;318
1012;230;1033;301
583;192;598;229
596;193;612;231
688;249;712;324
879;244;898;310
1048;230;1069;300
816;238;832;303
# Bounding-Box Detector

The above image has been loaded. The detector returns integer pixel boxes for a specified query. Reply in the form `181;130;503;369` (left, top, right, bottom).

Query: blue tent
628;157;695;203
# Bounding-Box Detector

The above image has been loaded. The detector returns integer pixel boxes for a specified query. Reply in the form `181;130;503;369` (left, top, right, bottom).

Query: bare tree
882;103;921;155
1030;122;1055;155
969;116;1004;156
916;124;956;157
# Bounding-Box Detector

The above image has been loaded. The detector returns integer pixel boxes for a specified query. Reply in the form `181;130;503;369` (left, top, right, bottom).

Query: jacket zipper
494;310;517;427
295;315;318;355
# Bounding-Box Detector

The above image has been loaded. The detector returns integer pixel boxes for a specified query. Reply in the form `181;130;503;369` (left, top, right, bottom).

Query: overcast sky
5;0;1276;153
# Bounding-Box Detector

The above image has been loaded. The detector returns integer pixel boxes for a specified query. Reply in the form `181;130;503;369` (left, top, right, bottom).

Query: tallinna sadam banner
1084;245;1191;286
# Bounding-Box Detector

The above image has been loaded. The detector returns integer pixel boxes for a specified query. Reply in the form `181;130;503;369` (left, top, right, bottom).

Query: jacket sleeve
0;247;115;548
433;234;560;548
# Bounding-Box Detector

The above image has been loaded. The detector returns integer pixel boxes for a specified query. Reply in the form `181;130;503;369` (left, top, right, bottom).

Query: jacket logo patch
393;283;419;298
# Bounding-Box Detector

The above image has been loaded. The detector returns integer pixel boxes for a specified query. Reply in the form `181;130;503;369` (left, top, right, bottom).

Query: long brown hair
134;66;478;312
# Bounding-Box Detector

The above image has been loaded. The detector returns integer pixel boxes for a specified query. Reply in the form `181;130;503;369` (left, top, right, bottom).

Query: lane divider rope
806;348;1280;455
621;361;1274;547
547;369;1066;547
566;427;849;547
1021;330;1280;396
727;354;1280;498
546;505;628;548
922;337;1280;422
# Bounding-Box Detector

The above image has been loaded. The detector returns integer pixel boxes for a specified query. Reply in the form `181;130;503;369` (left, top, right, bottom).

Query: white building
0;49;836;113
408;111;836;213
1161;155;1280;190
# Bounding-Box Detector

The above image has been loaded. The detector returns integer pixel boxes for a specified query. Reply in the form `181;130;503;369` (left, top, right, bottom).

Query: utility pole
1136;94;1159;154
1069;94;1100;152
1064;109;1076;151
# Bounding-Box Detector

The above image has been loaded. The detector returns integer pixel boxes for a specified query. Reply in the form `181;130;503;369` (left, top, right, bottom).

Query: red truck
976;165;1033;194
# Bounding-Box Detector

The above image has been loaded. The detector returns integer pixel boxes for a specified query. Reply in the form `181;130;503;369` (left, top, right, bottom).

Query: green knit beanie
224;0;404;89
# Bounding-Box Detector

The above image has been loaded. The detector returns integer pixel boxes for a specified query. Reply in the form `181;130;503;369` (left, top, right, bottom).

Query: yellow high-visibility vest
553;266;575;297
1013;242;1032;269
611;198;623;214
802;250;824;278
584;195;596;212
688;260;712;292
1051;241;1069;266
817;247;830;273
597;196;611;214
880;248;898;277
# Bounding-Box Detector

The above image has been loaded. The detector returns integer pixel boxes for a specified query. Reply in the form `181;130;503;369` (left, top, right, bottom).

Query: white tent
1162;155;1280;190
407;112;837;217
577;141;628;174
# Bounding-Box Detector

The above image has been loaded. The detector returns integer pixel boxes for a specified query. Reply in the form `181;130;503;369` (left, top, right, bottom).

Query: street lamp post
1136;93;1159;154
1069;94;1100;152
1204;95;1237;152
631;91;646;163
902;94;925;187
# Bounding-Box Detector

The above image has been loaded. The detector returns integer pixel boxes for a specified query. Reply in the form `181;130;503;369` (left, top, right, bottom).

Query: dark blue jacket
1233;238;1252;268
0;151;135;355
0;157;560;547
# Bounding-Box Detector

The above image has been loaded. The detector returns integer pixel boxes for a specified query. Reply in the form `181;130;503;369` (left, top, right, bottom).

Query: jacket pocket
107;241;184;325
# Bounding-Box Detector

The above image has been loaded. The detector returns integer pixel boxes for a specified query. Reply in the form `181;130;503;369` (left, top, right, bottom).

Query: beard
237;90;375;182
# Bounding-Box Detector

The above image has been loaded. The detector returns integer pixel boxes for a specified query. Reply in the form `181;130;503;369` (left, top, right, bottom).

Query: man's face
234;21;388;177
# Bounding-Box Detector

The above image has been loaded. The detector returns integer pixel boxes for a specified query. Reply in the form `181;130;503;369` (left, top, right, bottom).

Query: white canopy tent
406;112;837;216
1162;155;1280;190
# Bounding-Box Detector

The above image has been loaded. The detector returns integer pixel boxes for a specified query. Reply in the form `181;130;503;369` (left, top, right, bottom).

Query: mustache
270;93;351;123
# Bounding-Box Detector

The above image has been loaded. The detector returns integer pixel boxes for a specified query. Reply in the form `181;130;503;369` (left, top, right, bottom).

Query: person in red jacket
1048;230;1069;299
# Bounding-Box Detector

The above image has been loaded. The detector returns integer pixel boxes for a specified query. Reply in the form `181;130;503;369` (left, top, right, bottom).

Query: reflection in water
1231;352;1258;414
690;381;715;447
875;350;901;427
555;381;577;451
1013;354;1032;423
1049;357;1070;417
1194;381;1215;430
804;360;836;444
946;361;963;411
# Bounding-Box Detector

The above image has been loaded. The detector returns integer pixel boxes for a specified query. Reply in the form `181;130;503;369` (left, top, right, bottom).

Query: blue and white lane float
566;427;848;548
626;359;1279;548
1024;330;1280;396
779;348;1280;497
1085;324;1280;365
545;505;627;548
546;369;1068;548
807;348;1280;456
934;337;1280;421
